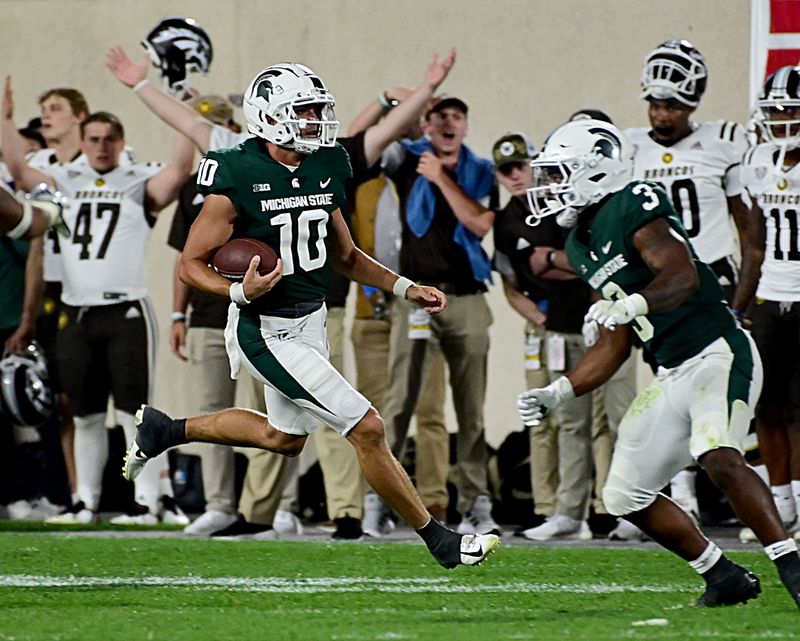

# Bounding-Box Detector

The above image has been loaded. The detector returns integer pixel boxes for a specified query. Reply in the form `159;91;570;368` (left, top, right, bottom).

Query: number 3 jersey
741;144;800;301
625;122;747;265
565;182;735;368
197;137;351;315
47;161;162;306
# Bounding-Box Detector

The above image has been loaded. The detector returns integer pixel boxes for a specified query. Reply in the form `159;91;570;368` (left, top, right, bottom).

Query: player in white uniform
10;111;194;523
733;66;800;542
623;40;750;531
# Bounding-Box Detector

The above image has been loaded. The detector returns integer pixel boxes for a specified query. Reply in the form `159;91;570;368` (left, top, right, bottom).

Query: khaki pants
524;322;559;517
383;294;492;514
313;306;366;520
351;317;449;508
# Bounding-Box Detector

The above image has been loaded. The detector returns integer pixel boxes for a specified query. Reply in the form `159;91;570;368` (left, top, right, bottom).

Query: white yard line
0;574;695;594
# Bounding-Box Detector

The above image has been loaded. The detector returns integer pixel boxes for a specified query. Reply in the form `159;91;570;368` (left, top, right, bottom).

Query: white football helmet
640;39;707;107
141;17;213;96
243;63;339;154
756;65;800;152
526;119;633;227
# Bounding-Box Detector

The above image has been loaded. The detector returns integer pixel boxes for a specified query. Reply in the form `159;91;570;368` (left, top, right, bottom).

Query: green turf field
0;532;797;640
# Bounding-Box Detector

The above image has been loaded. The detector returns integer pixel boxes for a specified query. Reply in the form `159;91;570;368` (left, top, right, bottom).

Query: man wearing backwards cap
380;93;501;536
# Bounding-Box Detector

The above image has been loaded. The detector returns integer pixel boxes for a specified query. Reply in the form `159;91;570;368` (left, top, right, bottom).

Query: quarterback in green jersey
122;62;499;568
518;118;800;609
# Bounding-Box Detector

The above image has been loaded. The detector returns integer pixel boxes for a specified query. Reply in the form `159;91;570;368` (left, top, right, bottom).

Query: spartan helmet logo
256;79;274;101
589;127;622;160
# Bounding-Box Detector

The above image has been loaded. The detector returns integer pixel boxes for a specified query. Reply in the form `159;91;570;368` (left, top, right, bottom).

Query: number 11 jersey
48;161;162;306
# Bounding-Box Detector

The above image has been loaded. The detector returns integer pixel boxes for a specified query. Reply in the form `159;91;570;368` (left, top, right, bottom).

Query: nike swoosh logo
602;241;613;254
461;549;486;558
320;178;331;188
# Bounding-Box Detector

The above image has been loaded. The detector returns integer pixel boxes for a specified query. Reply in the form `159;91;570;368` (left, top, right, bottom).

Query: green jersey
565;181;735;368
0;237;29;330
197;137;351;315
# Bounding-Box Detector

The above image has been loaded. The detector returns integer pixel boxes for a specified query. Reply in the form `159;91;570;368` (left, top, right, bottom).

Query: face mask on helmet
0;342;53;427
526;119;633;227
142;17;213;96
757;66;800;151
243;63;339;154
640;39;707;108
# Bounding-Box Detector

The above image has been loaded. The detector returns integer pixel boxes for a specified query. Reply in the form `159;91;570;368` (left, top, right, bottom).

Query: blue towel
402;138;495;283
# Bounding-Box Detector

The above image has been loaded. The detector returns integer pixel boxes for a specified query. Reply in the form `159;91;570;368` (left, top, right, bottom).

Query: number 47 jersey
48;161;162;307
625;121;747;265
741;144;800;301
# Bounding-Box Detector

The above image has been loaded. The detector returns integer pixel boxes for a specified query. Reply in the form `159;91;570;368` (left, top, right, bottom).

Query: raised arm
144;133;196;213
360;49;456;167
106;46;214;153
1;76;53;192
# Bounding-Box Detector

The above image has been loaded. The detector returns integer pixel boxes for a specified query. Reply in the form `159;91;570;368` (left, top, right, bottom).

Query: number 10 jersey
48;161;162;306
197;137;351;315
625;121;747;265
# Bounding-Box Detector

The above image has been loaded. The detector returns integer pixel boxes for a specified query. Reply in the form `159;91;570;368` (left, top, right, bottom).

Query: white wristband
7;202;34;239
393;277;414;299
229;282;250;305
132;79;150;93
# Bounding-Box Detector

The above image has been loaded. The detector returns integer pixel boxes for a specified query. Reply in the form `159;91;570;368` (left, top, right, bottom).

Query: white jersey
626;121;747;264
28;147;136;282
47;161;162;306
209;126;250;152
741;144;800;301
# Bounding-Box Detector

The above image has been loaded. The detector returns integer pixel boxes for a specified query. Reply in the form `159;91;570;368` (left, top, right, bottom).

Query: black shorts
56;299;157;416
749;299;800;407
36;281;64;393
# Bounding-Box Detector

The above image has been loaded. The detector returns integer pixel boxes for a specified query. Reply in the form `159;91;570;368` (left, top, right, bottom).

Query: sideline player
733;65;800;540
625;39;751;527
518;118;800;607
9;111;194;523
123;62;499;568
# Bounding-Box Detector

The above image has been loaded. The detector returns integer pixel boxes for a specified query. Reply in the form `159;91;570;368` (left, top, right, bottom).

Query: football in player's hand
212;238;278;280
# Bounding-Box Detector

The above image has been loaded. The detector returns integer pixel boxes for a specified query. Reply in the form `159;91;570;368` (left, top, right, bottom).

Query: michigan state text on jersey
197;137;350;315
565;181;736;368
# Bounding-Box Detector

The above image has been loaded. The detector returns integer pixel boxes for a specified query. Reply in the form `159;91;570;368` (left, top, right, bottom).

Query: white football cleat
459;533;500;566
522;514;591;541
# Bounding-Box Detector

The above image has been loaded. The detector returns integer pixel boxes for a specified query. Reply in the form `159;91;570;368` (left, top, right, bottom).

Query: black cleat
122;405;179;481
698;563;761;607
331;516;364;541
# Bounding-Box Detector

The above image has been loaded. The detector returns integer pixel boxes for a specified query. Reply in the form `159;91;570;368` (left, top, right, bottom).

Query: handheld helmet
0;342;54;427
141;17;213;95
640;39;708;107
527;119;634;228
756;65;800;150
242;63;339;154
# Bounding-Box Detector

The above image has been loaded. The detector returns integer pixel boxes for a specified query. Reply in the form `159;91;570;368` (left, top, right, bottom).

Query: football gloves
585;293;648;331
582;319;600;347
26;184;70;237
517;376;575;427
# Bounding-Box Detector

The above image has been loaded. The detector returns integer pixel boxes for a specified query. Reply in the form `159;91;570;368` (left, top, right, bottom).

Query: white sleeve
381;141;407;175
723;124;748;198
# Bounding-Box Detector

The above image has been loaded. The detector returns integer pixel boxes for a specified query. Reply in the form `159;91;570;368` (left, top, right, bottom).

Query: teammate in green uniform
518;118;800;608
122;62;499;568
0;183;67;240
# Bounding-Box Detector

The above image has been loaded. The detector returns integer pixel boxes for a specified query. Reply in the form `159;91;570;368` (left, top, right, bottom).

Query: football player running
518;118;800;608
122;63;499;568
625;39;751;529
733;66;800;542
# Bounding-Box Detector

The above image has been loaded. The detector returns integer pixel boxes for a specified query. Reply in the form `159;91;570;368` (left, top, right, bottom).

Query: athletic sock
772;484;796;525
417;517;461;568
792;480;800;520
689;542;724;577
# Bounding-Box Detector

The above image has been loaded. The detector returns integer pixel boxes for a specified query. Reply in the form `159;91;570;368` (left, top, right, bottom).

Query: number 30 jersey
565;181;735;368
197;137;351;315
625;121;747;264
741;144;800;301
47;161;162;306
